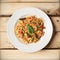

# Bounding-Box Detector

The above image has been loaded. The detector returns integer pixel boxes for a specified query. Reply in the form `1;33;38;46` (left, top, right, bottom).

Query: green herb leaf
27;25;34;34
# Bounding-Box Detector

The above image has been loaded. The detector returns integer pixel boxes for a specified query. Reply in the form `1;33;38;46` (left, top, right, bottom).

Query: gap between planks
0;15;60;17
0;0;59;3
0;1;59;3
0;48;60;50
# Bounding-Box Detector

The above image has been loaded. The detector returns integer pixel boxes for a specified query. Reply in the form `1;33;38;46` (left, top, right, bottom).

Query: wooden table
0;0;60;60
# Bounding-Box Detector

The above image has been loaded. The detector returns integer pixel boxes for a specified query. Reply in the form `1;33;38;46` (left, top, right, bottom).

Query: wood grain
0;3;60;15
0;32;14;48
46;32;60;48
0;50;59;60
51;17;60;32
0;0;59;3
0;17;60;32
0;31;60;48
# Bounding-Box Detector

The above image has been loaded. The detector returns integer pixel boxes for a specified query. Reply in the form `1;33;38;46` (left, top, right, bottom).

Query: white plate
7;7;53;53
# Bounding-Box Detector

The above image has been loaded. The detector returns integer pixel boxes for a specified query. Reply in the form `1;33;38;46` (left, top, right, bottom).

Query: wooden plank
0;17;60;32
59;50;60;60
0;50;59;60
51;17;60;32
46;32;60;48
0;17;8;32
0;0;59;3
0;32;14;48
0;3;60;15
0;31;60;48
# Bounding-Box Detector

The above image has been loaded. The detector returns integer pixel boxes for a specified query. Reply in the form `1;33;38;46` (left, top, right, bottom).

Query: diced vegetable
40;26;45;29
19;30;22;34
22;32;24;37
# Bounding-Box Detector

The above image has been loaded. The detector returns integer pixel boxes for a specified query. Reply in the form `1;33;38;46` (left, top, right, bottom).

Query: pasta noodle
14;16;45;44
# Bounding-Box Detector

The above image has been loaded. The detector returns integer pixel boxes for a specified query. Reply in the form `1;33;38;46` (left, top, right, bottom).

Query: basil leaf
27;25;34;34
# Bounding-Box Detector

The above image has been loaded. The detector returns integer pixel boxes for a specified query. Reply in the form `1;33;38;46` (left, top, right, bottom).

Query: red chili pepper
19;30;22;34
40;26;45;29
